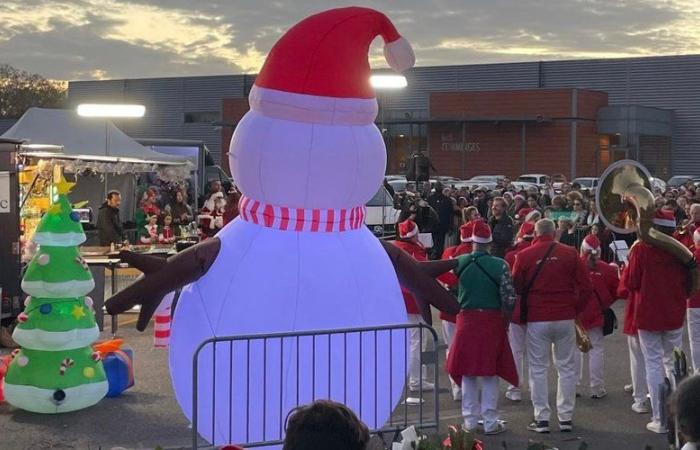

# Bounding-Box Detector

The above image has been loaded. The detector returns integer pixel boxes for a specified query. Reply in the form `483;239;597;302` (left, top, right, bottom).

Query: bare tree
0;65;67;119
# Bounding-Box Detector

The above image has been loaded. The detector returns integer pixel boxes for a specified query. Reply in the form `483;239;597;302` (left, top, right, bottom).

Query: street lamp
77;104;145;118
370;74;407;89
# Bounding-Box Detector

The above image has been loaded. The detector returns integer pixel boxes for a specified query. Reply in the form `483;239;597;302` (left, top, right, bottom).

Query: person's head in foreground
283;400;370;450
672;375;700;446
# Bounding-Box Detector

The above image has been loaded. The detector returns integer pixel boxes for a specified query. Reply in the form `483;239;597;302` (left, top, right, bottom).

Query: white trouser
442;320;461;394
461;376;500;431
689;308;700;373
408;314;428;387
638;328;684;422
628;334;649;404
527;320;577;423
508;323;527;392
573;327;605;395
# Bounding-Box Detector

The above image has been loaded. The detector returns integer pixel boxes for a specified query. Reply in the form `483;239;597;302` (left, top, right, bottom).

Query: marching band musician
624;209;690;434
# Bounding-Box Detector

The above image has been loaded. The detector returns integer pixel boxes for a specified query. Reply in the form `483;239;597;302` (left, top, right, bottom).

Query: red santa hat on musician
460;221;475;243
471;221;493;244
399;219;419;240
581;234;601;255
517;221;535;241
653;209;677;228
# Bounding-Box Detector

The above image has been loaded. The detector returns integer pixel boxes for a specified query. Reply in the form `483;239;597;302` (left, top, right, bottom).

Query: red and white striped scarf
238;196;366;232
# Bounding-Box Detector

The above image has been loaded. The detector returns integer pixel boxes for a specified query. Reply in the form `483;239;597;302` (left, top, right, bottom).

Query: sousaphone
596;159;698;293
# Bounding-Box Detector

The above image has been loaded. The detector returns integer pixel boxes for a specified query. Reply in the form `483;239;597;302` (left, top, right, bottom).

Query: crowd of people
95;180;242;247
391;176;700;438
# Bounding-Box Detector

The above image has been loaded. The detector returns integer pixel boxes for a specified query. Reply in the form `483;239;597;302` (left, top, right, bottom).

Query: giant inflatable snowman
108;7;458;447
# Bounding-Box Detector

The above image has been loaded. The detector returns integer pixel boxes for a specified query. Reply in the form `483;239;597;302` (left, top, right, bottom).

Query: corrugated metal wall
68;54;700;174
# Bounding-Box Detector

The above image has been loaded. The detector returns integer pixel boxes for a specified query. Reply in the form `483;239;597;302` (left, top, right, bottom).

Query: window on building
184;111;219;124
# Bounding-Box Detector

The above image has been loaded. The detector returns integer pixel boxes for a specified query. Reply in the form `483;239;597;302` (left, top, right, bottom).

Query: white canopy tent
2;108;193;239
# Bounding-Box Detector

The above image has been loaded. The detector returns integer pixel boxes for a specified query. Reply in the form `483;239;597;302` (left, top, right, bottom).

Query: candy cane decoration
153;291;175;348
59;358;74;376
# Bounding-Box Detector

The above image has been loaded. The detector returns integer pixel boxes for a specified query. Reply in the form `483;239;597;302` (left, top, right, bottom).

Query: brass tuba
596;159;698;293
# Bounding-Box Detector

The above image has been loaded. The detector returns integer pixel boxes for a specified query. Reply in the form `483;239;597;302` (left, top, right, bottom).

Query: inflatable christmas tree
4;175;107;413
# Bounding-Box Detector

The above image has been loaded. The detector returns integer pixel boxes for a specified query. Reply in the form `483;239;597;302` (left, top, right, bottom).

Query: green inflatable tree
4;176;107;413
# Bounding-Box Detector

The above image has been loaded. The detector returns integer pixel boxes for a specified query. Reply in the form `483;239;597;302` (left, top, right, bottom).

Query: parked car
650;177;667;193
467;175;506;183
388;179;408;193
667;175;696;187
366;186;400;237
573;177;599;191
517;174;550;186
384;174;407;182
434;176;461;184
510;181;540;193
551;173;568;193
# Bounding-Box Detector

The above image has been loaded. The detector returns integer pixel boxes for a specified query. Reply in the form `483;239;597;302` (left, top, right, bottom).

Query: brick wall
428;88;608;179
221;98;250;175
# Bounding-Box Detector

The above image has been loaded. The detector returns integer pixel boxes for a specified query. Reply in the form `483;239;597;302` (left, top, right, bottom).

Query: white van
517;174;550;187
365;187;400;237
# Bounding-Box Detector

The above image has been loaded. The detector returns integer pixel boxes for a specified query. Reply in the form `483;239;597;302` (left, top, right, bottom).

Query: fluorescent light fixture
370;74;407;89
77;104;145;118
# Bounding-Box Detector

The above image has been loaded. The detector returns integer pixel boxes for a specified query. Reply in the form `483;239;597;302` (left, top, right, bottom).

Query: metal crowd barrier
191;323;440;449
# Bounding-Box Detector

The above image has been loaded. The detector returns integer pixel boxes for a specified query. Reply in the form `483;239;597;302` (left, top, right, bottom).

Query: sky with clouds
1;0;699;81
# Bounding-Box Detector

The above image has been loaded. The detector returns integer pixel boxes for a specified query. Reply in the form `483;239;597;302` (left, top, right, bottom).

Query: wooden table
82;246;176;335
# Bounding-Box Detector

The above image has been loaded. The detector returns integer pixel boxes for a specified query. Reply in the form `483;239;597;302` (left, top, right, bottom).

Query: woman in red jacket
574;235;619;399
392;219;432;393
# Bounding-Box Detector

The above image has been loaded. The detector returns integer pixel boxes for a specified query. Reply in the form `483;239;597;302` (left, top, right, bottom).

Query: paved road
0;303;679;449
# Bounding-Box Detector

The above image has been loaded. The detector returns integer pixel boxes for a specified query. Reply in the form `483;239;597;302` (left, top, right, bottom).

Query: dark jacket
97;202;124;246
488;214;514;258
428;192;455;232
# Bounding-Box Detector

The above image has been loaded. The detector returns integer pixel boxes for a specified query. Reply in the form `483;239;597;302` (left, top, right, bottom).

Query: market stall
0;108;195;325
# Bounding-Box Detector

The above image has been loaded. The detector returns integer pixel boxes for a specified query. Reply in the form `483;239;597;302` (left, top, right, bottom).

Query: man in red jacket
689;229;700;374
625;209;692;434
574;234;620;399
618;265;650;414
512;218;592;434
392;219;433;392
504;220;535;402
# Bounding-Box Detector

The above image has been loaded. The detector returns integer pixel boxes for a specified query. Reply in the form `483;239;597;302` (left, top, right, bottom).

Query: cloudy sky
2;0;699;81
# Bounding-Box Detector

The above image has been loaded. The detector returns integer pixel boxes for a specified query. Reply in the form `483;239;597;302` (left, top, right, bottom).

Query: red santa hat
515;207;534;220
471;220;492;244
653;209;677;228
250;7;415;125
517;221;535;240
581;234;601;255
399;219;419;239
514;194;526;202
460;221;475;243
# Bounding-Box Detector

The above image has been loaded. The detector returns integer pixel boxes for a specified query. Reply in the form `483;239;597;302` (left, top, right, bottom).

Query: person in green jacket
446;220;518;435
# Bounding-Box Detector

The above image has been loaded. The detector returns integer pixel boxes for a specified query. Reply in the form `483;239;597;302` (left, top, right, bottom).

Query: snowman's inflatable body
168;7;418;446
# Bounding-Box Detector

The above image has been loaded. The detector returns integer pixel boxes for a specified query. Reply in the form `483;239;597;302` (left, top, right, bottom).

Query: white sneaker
624;384;633;393
632;401;650;414
408;381;435;392
484;421;507;435
646;420;667;434
505;389;522;402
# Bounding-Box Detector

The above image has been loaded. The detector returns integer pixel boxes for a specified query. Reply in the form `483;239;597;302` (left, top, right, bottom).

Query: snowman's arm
418;259;458;278
380;240;460;325
106;238;221;331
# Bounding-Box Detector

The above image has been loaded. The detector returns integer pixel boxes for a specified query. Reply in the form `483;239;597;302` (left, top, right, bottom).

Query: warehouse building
68;54;700;179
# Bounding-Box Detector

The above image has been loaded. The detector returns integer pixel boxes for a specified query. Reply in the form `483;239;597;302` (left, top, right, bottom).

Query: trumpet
596;160;698;294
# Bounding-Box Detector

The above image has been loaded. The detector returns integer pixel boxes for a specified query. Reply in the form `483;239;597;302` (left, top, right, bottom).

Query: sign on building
440;132;480;152
0;172;10;213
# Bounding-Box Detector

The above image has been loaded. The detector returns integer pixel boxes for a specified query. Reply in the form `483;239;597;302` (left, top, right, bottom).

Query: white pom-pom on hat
384;36;415;72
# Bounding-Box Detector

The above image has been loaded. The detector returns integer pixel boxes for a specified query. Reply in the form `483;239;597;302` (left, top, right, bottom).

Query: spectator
223;186;242;226
557;218;578;248
462;206;481;224
97;190;125;246
167;190;193;230
139;214;160;244
527;194;542;214
676;203;700;250
672;375;700;449
428;183;455;258
488;196;514;258
283;400;370;450
474;188;489;218
383;177;395;198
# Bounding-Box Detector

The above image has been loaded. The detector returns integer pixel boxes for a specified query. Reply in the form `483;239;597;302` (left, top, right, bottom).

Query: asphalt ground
0;302;679;450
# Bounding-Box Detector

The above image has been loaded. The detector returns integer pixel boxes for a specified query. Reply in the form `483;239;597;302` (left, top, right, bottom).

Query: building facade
68;54;700;179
